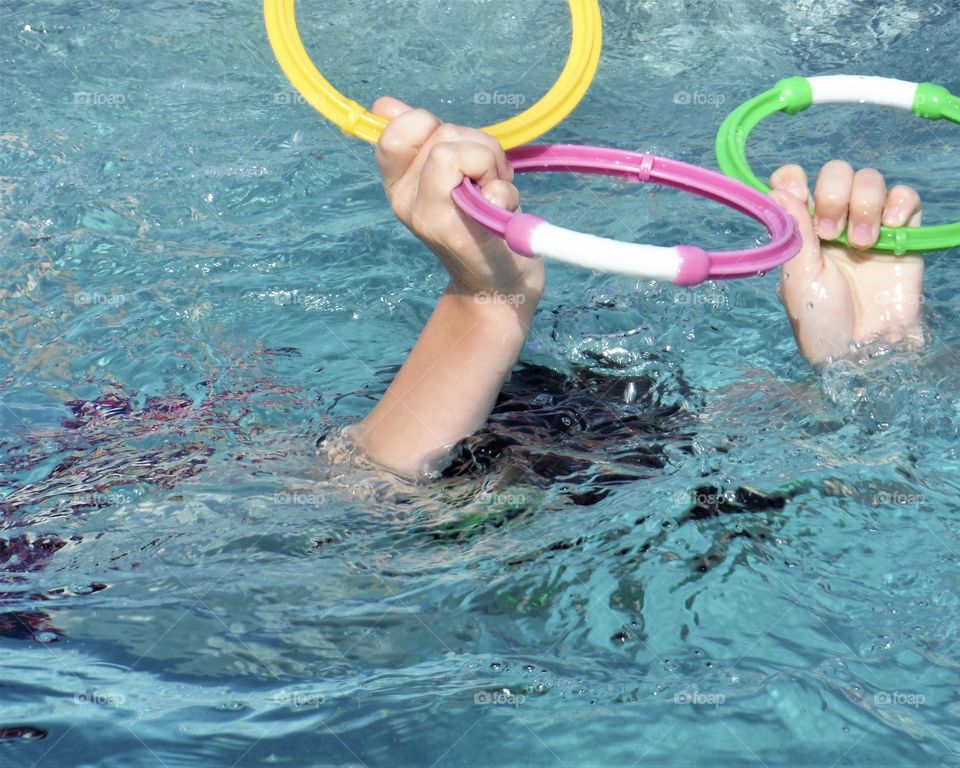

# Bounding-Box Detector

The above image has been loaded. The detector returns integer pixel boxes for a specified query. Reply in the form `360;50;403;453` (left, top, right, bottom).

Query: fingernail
851;223;876;247
882;206;902;226
787;182;806;201
816;218;839;239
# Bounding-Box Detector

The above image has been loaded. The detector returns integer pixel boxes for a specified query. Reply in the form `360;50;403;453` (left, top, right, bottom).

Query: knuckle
411;107;439;122
409;109;442;134
428;141;459;166
846;209;869;225
375;133;403;160
850;194;880;213
478;143;498;166
815;191;846;210
478;131;503;153
433;123;464;144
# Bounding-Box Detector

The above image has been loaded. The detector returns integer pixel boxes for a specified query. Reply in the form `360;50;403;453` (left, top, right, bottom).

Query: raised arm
349;99;544;478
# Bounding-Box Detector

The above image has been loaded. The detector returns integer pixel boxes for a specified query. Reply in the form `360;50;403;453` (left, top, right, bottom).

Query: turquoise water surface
3;1;960;766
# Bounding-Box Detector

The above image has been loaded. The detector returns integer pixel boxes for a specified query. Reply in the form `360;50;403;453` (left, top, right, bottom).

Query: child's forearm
352;283;541;478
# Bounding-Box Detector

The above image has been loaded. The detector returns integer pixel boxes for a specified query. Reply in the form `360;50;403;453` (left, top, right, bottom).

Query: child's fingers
421;124;512;182
883;184;922;228
480;179;520;212
770;164;810;204
813;160;855;240
388;123;512;209
375;106;442;193
416;140;505;209
846;168;887;250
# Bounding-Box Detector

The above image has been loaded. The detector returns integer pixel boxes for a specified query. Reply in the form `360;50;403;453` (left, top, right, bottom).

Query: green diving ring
716;75;960;255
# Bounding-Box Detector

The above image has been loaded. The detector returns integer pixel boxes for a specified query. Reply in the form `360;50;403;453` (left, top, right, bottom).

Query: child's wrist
449;281;542;321
444;279;541;337
448;261;546;308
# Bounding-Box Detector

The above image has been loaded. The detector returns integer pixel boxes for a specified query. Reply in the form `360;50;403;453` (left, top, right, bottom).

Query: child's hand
371;97;544;302
770;162;924;366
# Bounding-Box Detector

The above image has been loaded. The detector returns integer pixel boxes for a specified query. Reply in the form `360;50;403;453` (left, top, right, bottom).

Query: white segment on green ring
807;75;919;109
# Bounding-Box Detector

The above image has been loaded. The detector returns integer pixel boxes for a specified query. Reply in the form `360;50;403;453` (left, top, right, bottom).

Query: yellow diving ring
263;0;603;148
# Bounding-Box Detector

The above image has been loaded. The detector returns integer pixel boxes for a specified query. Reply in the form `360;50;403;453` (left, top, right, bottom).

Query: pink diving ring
451;144;802;286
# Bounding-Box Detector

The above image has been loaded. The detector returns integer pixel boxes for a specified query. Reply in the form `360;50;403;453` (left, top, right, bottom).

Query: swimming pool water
3;1;960;765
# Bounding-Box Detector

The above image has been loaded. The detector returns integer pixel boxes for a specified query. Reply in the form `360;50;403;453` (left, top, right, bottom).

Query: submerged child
328;97;924;484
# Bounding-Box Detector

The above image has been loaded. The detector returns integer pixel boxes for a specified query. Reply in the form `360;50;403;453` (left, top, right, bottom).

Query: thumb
771;188;825;311
372;97;413;121
372;98;442;193
771;188;822;277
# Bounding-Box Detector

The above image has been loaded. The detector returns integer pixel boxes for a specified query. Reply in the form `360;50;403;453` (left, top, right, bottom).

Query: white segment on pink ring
502;214;709;285
451;144;802;287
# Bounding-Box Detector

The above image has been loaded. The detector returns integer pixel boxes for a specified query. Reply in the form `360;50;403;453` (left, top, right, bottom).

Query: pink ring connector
636;153;655;183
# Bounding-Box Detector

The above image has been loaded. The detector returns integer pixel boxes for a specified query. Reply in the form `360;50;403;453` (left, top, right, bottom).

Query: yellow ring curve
263;0;603;148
